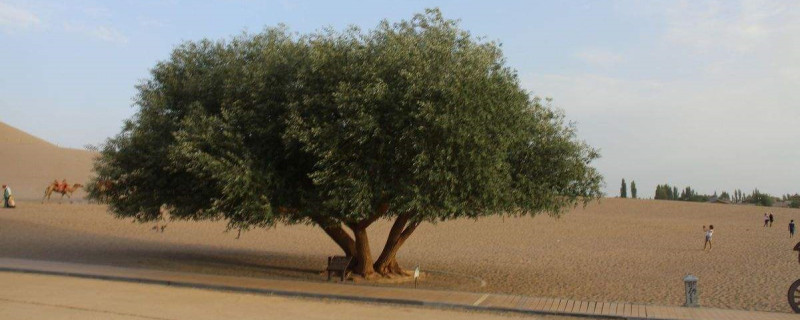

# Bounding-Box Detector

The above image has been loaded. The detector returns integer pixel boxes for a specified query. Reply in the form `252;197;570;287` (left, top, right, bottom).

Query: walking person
769;213;774;227
703;225;714;251
790;220;796;238
2;184;11;208
764;213;769;227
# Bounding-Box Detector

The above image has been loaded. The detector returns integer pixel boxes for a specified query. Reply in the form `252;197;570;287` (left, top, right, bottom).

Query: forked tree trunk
316;204;391;278
374;213;419;276
373;213;408;274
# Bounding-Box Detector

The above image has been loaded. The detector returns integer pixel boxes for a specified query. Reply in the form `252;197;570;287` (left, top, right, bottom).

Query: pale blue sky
1;1;798;198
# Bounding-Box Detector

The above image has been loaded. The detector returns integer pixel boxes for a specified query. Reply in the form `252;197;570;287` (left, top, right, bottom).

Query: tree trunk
351;225;375;277
373;213;409;274
374;215;419;276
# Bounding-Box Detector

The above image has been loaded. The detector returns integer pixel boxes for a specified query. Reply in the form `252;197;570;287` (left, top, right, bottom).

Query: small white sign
414;266;420;279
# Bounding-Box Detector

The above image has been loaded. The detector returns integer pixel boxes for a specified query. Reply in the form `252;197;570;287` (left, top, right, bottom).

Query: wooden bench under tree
326;256;352;281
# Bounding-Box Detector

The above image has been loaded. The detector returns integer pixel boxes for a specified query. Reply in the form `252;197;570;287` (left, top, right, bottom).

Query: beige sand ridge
0;121;94;200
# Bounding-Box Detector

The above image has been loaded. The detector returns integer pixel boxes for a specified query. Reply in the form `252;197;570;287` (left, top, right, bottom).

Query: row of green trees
782;194;800;201
88;10;603;278
781;194;800;208
720;188;780;206
619;179;637;199
619;179;797;208
745;189;775;207
653;184;710;202
652;184;793;207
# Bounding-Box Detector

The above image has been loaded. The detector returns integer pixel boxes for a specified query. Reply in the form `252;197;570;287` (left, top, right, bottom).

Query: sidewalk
0;258;796;320
0;272;551;320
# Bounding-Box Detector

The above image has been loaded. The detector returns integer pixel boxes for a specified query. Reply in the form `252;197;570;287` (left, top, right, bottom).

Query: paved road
0;271;588;320
0;258;797;320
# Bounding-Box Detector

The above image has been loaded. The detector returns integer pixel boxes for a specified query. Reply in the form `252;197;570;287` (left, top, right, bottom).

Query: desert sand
0;272;589;320
0;121;95;200
2;121;799;313
1;199;799;313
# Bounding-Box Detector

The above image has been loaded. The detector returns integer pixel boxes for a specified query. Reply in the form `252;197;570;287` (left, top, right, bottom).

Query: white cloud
63;22;128;44
0;2;41;31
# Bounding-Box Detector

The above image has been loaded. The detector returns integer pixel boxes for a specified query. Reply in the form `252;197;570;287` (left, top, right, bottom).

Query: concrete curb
0;265;630;320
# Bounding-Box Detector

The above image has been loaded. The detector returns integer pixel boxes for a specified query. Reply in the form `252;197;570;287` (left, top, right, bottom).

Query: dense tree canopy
90;9;603;277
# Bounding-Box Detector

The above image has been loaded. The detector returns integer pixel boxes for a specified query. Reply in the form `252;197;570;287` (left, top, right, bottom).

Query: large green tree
89;9;603;278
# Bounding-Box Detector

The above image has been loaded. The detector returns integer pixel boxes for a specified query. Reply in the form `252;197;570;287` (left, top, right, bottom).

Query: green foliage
654;184;667;200
744;189;775;207
784;194;800;208
654;183;712;203
89;9;603;273
90;28;310;230
680;186;695;201
687;194;710;202
654;186;793;207
733;189;743;203
620;179;627;198
630;180;637;199
655;184;677;200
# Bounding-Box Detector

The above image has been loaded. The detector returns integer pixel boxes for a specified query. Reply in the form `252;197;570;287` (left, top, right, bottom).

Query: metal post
414;265;420;289
684;274;699;307
327;257;331;281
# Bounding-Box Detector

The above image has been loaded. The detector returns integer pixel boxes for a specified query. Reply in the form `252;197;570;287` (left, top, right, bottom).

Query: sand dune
1;199;799;313
0;121;95;200
2;122;799;313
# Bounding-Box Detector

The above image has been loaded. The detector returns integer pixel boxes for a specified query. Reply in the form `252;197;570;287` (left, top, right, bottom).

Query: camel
42;183;84;203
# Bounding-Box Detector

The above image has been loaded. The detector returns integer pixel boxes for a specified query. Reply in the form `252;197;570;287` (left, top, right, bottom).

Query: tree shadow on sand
0;217;327;280
136;250;326;279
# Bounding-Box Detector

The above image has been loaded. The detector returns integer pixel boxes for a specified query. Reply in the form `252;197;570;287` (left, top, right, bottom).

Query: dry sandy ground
1;199;799;313
0;121;94;200
0;272;589;320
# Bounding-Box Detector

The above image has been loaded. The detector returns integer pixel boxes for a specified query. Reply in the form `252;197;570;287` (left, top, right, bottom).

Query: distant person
769;213;774;227
703;225;714;251
790;220;796;238
59;178;68;193
2;184;11;208
764;213;769;227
